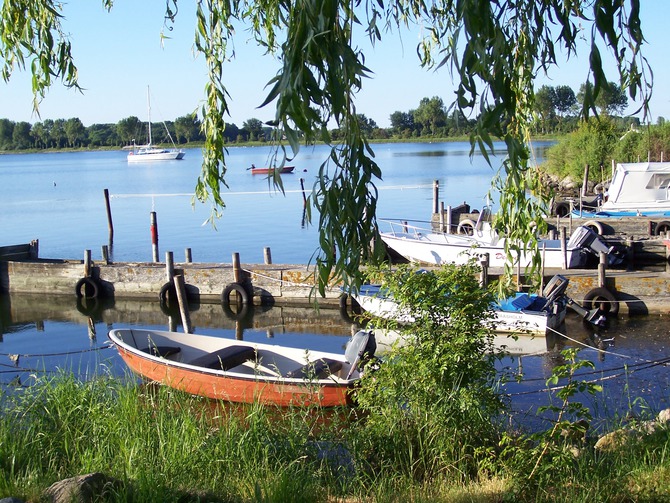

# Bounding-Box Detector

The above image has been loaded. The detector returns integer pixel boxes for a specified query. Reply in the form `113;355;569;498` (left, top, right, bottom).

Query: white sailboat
127;86;185;162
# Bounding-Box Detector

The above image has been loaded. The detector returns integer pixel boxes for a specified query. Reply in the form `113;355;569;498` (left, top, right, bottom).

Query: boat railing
379;219;441;238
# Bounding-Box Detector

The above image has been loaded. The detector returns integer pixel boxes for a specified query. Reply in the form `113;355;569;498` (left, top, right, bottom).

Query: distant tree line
0;83;657;151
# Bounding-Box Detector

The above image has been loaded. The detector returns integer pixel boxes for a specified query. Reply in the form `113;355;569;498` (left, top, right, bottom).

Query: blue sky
1;1;668;129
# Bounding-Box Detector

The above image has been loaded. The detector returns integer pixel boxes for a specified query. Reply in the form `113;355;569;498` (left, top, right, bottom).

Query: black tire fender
339;293;361;323
457;219;477;236
221;282;250;306
583;287;619;316
554;201;570;217
158;282;177;306
75;277;99;299
655;220;670;236
76;296;100;316
583;220;604;236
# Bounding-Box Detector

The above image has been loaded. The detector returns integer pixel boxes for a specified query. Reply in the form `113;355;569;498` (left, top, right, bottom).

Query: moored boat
108;328;376;407
572;161;670;217
379;219;615;269
250;165;295;175
127;86;185;163
350;274;605;337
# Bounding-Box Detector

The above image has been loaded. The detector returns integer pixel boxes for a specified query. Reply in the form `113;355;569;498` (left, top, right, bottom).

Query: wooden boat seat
140;345;181;358
189;345;256;371
286;358;343;379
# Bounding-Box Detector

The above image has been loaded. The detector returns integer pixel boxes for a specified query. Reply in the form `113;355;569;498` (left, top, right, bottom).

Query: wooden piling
264;247;272;265
232;252;241;283
479;253;489;287
173;273;192;334
104;189;114;243
185;248;192;263
101;245;109;265
598;251;607;288
433;180;439;214
165;251;174;282
582;164;590;197
84;249;91;278
150;212;159;263
446;205;452;234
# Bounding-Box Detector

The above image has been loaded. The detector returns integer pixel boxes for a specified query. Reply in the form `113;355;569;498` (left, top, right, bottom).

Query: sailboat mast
146;85;152;146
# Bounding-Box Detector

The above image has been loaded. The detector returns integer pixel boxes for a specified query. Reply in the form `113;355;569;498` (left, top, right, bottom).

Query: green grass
1;372;670;502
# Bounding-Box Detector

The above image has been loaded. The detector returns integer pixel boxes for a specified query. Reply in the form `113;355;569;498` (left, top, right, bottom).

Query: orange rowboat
108;328;375;407
250;165;295;175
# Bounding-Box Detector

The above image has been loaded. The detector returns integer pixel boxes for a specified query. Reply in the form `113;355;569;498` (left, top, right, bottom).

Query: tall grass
1;371;670;502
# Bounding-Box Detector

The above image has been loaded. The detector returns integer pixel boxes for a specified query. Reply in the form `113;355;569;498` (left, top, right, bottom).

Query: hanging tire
583;220;604;236
554;201;570;217
75;277;99;299
158;282;177;308
655;220;670;236
221;282;250;306
457;219;477;235
339;293;362;323
583;287;619;316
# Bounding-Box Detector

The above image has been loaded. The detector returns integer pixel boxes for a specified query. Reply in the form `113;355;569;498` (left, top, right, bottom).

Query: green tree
117;116;141;146
389;111;414;135
554;85;577;116
242;118;265;141
534;86;557;133
11;121;31;149
0;119;15;150
64;117;86;147
174;113;201;143
1;0;651;293
578;81;629;116
413;96;446;136
87;123;119;147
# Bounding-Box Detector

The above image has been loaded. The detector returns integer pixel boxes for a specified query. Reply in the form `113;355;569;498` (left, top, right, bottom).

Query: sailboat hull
128;148;185;162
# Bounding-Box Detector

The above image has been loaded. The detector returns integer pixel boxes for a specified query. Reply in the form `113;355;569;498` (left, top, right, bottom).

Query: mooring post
150;211;159;263
84;249;91;278
185;248;192;263
439;202;445;232
479;253;489;287
232;252;241;283
101;245;109;265
560;227;567;270
581;164;590;198
446;205;452;234
300;178;307;206
433;180;439;215
598;251;607;288
264;247;272;265
103;189;114;243
165;251;174;282
173;273;192;334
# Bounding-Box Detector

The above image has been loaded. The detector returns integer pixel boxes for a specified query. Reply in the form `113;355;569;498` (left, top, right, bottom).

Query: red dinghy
250;165;295;175
108;328;375;407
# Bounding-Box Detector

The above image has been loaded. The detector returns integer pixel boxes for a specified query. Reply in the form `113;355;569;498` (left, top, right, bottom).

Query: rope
0;344;113;360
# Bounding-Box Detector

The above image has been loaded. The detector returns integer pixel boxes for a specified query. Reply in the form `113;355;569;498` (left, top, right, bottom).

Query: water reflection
2;293;670;429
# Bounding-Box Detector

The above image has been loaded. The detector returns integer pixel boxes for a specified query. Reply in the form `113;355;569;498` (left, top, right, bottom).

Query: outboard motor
567;226;614;256
566;298;607;328
345;330;377;379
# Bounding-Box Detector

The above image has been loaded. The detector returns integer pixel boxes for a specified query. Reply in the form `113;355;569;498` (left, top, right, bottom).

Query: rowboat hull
250;166;295;174
109;328;372;407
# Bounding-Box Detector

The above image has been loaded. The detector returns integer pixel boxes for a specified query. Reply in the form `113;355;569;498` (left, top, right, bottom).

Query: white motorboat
573;161;670;217
379;219;613;269
350;274;605;337
127;86;185;163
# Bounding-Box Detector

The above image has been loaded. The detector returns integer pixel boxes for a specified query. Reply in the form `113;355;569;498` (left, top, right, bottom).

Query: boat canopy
605;162;670;206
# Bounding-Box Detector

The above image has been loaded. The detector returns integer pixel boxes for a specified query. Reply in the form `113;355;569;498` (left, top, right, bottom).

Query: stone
44;473;122;503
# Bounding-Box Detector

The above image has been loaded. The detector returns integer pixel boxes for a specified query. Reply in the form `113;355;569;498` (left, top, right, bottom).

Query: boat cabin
604;162;670;208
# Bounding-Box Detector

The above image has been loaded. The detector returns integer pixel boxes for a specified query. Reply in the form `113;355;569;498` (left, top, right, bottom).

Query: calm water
0;142;533;264
1;142;670;428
